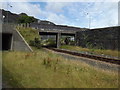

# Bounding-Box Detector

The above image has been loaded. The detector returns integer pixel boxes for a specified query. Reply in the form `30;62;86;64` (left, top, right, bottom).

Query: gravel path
45;48;119;72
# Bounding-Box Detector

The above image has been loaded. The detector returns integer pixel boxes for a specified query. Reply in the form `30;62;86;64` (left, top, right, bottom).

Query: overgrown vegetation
17;27;41;48
29;38;41;49
18;14;36;24
61;36;75;45
3;50;118;88
42;38;56;47
60;45;119;58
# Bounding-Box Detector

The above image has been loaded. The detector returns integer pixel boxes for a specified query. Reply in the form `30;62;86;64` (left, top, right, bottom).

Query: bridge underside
39;32;76;48
2;33;13;50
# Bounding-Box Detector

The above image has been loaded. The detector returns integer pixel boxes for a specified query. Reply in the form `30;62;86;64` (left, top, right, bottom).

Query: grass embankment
60;45;119;58
17;27;40;44
3;50;118;88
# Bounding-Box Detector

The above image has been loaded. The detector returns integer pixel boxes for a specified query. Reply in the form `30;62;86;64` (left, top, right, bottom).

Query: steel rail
47;48;120;65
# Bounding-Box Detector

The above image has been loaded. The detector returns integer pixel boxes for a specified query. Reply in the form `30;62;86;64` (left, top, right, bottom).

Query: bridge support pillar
75;33;77;46
56;33;61;48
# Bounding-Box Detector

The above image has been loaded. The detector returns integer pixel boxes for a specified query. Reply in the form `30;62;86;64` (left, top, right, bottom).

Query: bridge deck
38;29;76;35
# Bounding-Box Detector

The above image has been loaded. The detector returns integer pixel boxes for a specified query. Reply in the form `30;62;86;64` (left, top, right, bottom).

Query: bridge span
38;29;77;48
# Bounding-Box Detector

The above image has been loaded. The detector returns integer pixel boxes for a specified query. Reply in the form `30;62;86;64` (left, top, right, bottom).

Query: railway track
47;48;120;65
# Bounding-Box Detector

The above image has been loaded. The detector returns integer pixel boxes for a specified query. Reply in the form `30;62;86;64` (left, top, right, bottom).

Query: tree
18;15;36;23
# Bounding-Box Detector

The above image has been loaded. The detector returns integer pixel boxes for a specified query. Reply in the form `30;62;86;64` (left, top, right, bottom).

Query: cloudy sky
0;0;119;29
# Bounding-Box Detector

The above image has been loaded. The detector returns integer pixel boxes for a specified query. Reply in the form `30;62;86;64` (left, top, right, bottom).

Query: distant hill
0;9;55;25
1;9;20;23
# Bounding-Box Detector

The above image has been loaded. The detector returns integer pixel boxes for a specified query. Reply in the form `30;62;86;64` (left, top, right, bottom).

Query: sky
0;0;119;29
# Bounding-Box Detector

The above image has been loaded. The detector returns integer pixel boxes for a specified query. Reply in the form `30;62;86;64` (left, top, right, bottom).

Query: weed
53;65;57;72
24;53;32;59
43;58;47;65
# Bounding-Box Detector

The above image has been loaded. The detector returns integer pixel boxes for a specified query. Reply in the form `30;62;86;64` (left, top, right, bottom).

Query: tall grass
60;45;119;58
3;50;118;88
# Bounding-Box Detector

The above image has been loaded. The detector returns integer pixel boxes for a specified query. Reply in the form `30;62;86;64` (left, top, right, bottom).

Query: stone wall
76;26;120;50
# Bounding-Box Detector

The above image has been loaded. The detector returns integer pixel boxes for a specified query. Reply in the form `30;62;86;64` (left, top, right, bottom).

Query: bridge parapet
38;28;76;35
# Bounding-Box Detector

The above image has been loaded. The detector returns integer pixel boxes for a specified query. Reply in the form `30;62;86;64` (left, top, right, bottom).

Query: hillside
1;9;19;23
1;9;85;30
1;9;54;25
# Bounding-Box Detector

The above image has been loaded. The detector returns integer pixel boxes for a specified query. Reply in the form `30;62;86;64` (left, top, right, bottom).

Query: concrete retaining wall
2;24;32;51
12;28;33;51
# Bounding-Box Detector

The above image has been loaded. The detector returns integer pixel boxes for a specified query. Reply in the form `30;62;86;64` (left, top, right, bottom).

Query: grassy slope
60;45;119;58
3;50;118;88
2;27;119;88
16;27;40;44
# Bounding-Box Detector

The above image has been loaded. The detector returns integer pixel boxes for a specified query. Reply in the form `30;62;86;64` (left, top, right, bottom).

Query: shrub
29;37;41;49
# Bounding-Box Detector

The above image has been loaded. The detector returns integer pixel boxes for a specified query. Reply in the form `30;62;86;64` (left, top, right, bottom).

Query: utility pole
81;3;91;29
87;12;91;29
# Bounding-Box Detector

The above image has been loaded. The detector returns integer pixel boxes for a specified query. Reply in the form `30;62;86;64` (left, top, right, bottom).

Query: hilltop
1;9;54;25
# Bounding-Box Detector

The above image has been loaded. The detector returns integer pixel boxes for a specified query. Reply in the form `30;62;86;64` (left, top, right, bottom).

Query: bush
18;15;36;24
29;38;41;49
45;39;56;47
65;37;71;45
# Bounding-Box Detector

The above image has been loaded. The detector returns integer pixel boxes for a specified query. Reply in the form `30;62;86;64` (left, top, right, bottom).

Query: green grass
16;27;40;44
60;45;119;58
3;50;118;88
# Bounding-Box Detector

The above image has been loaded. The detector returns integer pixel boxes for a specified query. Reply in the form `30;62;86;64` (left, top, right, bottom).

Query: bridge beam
56;33;61;48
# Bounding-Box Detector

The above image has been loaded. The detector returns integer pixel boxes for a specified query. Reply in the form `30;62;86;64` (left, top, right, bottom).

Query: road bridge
30;22;88;48
38;29;77;48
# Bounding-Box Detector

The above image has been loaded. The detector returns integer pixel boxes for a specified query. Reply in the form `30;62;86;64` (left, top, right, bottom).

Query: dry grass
2;50;118;88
